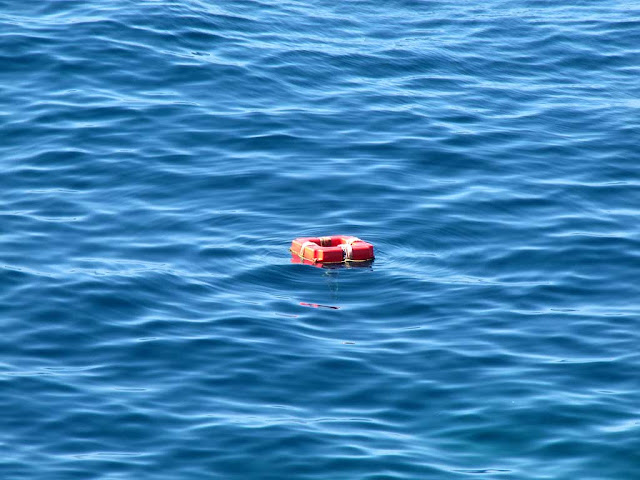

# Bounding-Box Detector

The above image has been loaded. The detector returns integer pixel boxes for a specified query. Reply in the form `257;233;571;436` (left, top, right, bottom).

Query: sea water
1;1;639;478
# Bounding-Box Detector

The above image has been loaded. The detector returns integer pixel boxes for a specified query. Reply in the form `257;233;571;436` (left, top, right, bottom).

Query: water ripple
1;0;639;478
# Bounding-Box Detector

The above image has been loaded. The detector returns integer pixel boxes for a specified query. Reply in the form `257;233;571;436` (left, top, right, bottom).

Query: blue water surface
1;1;639;478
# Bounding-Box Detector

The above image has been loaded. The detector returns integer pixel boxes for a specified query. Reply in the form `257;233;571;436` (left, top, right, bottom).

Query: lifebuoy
290;236;374;263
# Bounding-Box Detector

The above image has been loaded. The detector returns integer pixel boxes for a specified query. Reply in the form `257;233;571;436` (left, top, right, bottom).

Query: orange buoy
290;235;374;264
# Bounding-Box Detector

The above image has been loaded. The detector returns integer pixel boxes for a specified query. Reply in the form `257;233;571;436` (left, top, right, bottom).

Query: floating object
300;302;340;310
290;235;374;264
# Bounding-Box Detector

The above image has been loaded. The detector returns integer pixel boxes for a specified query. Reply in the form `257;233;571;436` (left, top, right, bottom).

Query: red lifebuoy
290;236;374;264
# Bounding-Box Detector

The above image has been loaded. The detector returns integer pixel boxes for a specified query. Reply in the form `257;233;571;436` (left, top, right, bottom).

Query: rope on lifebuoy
298;241;316;260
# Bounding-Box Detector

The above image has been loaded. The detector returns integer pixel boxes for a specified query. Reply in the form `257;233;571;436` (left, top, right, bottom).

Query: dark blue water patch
1;0;640;478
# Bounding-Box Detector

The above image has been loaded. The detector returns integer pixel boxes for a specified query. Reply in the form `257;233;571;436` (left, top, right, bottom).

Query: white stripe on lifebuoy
340;243;353;260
